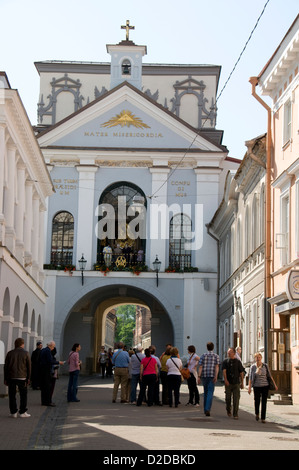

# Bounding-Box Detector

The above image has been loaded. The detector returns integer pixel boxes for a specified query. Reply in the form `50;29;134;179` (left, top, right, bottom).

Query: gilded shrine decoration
102;110;150;129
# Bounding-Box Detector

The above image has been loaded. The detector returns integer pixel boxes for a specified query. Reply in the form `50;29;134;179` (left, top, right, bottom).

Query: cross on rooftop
121;20;135;41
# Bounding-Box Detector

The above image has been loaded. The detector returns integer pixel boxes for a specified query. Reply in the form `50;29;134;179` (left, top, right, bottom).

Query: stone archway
61;283;174;374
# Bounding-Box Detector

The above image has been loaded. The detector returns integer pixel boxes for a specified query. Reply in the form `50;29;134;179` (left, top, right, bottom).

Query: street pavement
1;374;299;454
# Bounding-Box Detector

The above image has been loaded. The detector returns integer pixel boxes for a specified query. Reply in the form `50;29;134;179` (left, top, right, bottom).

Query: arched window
97;182;146;266
122;59;131;75
51;211;74;267
169;214;192;269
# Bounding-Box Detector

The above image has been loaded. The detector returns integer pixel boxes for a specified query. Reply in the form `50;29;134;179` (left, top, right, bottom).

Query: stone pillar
31;194;40;280
15;163;26;263
24;180;33;271
0;124;5;245
76;164;98;270
4;144;16;253
38;207;46;289
149;164;170;271
194;166;222;269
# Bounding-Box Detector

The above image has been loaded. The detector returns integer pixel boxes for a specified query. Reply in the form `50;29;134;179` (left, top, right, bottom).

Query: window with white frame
283;99;292;146
245;206;250;258
296;180;299;259
259;295;265;351
281;194;290;265
252;194;259;251
236;218;241;266
260;184;265;243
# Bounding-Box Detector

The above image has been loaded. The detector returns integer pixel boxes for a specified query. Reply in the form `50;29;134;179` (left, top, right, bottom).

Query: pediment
37;82;224;153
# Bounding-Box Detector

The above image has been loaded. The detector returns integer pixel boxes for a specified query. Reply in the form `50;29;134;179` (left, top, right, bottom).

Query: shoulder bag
170;357;185;382
181;354;194;380
265;363;276;391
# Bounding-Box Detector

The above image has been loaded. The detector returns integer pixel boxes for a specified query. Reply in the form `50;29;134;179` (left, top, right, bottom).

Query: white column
38;206;46;289
15;163;26;263
0;124;6;244
4;144;16;252
149;165;170;271
194;167;221;269
76;164;98;270
31;194;40;280
24;180;33;269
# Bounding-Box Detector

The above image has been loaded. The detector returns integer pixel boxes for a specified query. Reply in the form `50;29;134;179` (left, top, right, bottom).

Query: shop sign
286;270;299;301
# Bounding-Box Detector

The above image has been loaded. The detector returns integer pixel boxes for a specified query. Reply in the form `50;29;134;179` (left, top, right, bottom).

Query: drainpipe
249;76;272;362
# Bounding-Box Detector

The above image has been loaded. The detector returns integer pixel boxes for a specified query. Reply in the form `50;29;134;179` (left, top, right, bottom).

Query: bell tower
106;20;147;90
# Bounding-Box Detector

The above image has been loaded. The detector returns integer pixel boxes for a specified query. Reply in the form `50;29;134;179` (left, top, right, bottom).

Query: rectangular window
283;99;292;146
296;180;299;258
281;195;289;265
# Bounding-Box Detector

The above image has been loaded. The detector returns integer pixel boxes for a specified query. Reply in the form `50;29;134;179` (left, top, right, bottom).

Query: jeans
137;374;156;406
225;383;240;417
201;377;215;412
40;366;52;405
100;363;106;378
160;370;169;404
8;379;28;414
130;373;141;402
167;374;181;407
187;373;199;404
67;370;80;402
253;386;269;420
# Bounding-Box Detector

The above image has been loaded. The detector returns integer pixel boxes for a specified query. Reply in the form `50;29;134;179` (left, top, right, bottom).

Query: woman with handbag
185;345;200;407
248;352;277;422
166;347;183;407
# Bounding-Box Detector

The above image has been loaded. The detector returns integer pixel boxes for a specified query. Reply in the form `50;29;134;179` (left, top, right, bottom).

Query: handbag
181;368;190;380
268;375;276;391
265;364;276;391
181;353;195;381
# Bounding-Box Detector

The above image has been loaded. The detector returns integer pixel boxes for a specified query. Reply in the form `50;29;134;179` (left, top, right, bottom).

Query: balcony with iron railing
44;251;198;274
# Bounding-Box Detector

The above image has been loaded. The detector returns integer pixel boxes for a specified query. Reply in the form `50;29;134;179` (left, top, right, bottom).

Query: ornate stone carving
37;74;85;124
170;76;217;128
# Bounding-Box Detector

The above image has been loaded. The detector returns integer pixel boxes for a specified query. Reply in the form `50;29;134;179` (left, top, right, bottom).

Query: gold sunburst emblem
102;110;150;129
115;256;127;268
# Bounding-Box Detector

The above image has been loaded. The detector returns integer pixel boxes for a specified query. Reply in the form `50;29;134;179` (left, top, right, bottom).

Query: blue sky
1;0;298;159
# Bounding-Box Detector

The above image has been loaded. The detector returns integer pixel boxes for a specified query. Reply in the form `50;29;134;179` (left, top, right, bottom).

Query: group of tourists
110;341;278;422
3;338;82;417
3;337;277;423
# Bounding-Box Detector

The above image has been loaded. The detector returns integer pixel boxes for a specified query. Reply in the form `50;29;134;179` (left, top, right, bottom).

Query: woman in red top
136;348;158;407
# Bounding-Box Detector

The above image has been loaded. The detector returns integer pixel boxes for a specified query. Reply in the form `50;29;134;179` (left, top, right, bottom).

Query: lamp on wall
152;255;161;287
78;254;87;285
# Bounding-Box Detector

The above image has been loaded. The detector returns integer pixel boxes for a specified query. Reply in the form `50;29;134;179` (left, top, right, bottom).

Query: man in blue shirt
198;342;220;416
112;342;130;403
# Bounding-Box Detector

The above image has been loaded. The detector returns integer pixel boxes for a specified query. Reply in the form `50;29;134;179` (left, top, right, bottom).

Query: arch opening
61;284;174;374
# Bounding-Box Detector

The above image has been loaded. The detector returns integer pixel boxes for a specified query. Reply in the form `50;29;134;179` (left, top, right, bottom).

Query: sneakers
10;412;17;418
19;412;31;418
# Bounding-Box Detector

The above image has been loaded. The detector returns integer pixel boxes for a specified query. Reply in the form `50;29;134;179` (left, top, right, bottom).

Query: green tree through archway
115;305;136;348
